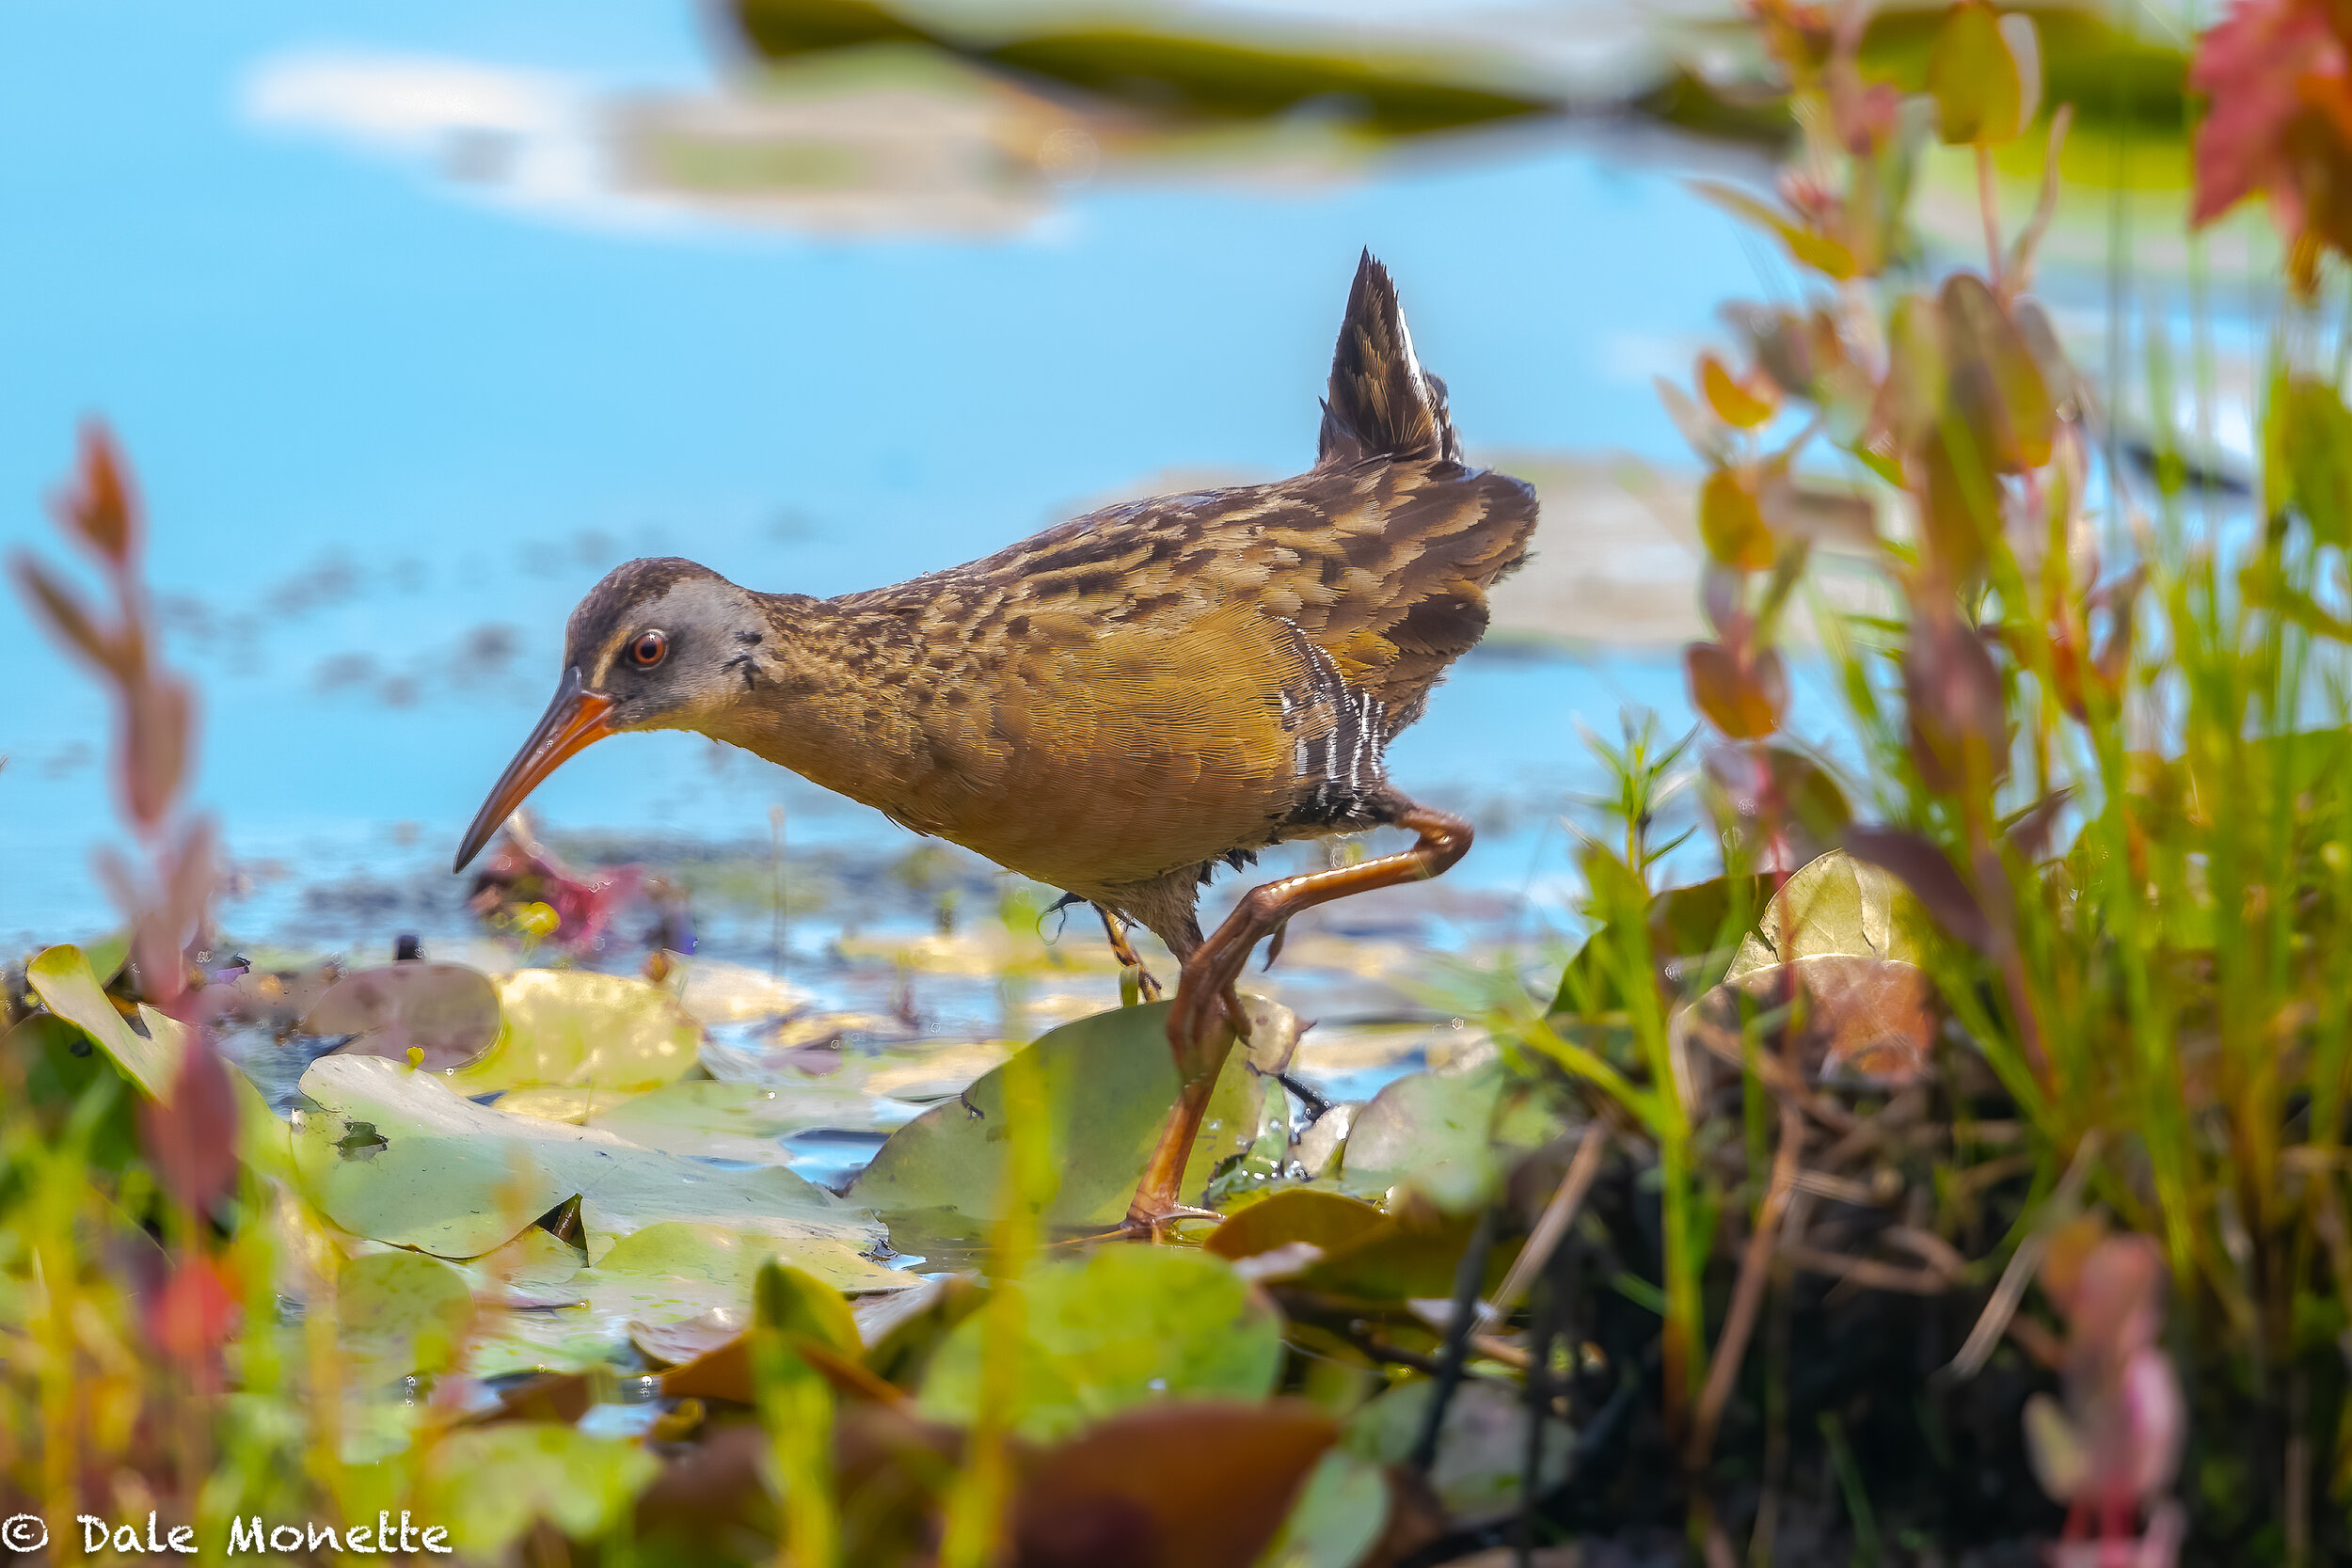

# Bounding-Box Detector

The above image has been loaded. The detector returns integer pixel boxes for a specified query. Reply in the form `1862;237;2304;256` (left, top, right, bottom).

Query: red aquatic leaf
2190;0;2352;286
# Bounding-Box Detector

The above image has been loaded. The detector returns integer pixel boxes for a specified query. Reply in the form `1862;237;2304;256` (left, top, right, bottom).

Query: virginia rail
455;252;1538;1233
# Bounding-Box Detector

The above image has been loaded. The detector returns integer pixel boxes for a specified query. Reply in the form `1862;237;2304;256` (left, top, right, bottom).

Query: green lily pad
419;1424;657;1560
850;1001;1277;1248
1340;1057;1566;1212
1256;1449;1391;1568
447;969;701;1098
337;1250;474;1391
499;1077;891;1161
469;1220;903;1378
919;1246;1282;1442
292;1055;883;1261
27;942;187;1100
1347;1379;1571;1519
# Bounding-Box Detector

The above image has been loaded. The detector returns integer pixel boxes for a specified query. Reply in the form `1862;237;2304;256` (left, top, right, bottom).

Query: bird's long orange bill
453;668;615;873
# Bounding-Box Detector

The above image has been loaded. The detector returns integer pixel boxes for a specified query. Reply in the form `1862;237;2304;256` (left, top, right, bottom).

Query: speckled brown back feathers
592;253;1536;950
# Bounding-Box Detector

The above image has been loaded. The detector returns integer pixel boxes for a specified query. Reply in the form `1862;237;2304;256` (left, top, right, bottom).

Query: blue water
0;0;1794;953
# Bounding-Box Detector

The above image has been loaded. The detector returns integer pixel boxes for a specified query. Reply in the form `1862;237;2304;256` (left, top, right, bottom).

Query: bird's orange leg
1096;906;1165;1002
1122;804;1473;1236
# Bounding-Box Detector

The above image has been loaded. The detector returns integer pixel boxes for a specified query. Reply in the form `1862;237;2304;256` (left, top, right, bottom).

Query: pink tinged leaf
11;555;127;674
122;674;194;833
139;1032;241;1213
1686;641;1786;739
2119;1346;2187;1500
163;816;218;945
2188;0;2340;226
1842;826;1994;950
1902;609;2010;790
146;1254;238;1363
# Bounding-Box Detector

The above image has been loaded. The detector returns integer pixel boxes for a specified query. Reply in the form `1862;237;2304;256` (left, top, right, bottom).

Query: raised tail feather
1317;249;1462;467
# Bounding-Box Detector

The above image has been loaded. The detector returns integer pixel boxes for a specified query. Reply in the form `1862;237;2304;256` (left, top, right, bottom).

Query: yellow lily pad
447;969;701;1098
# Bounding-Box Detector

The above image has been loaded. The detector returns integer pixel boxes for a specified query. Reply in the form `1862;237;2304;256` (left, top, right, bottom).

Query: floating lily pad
1347;1379;1572;1519
1256;1449;1391;1568
498;1077;894;1161
337;1250;474;1391
27;942;186;1100
919;1246;1283;1442
303;963;501;1071
292;1055;883;1262
1206;1190;1389;1262
448;969;701;1098
1341;1057;1567;1212
850;1001;1277;1248
469;1220;903;1379
420;1424;657;1560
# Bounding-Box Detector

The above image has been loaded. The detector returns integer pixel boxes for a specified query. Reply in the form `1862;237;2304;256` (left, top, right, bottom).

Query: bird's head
453;558;770;872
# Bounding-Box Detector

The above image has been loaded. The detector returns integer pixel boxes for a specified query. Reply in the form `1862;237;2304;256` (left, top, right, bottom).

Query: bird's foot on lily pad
1109;1203;1222;1243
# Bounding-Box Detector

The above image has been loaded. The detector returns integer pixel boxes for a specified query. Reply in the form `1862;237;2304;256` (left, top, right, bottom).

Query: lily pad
447;969;701;1098
919;1247;1283;1442
1257;1449;1391;1568
337;1250;474;1390
27;942;187;1100
1341;1057;1567;1212
292;1055;883;1261
469;1221;903;1379
303;963;501;1071
850;1001;1277;1246
420;1424;657;1560
1347;1378;1572;1519
498;1077;894;1161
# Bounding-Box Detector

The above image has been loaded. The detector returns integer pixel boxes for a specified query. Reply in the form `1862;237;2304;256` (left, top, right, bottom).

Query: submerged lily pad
304;963;501;1071
292;1055;883;1261
849;1001;1277;1246
919;1246;1283;1441
448;969;701;1097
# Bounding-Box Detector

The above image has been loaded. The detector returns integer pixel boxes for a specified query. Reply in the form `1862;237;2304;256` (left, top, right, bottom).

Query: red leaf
146;1253;238;1363
1903;609;2010;791
139;1033;241;1212
1842;825;1994;950
10;555;125;674
122;674;194;833
55;423;139;567
1011;1402;1337;1568
1687;641;1787;739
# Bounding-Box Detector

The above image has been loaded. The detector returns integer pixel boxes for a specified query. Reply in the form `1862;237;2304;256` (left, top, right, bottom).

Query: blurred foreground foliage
11;1;2352;1564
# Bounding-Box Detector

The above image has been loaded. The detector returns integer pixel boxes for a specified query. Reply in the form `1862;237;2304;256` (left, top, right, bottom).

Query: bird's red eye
628;630;668;669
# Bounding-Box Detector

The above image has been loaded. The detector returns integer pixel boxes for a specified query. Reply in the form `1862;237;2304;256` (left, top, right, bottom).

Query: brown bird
455;252;1538;1233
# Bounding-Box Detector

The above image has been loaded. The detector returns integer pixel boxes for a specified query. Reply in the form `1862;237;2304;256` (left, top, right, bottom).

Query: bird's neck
700;592;941;816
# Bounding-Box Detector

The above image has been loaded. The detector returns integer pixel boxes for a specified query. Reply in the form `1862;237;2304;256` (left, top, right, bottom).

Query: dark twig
1410;1204;1500;1475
